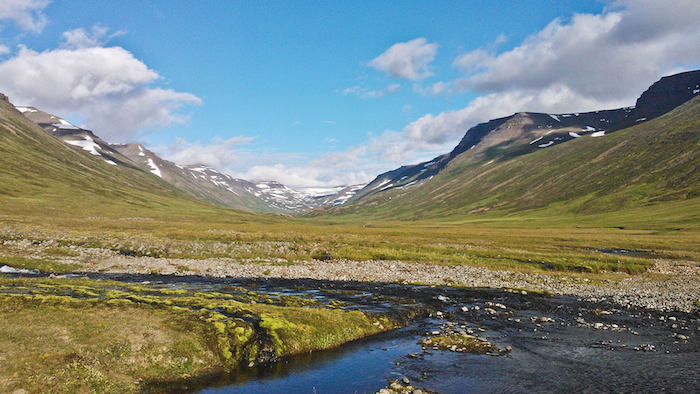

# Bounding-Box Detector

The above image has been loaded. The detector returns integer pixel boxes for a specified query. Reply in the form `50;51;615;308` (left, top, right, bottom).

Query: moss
0;276;420;390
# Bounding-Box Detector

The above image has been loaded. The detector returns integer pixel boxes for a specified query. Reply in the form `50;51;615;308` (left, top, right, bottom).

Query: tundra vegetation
0;83;698;391
0;276;417;392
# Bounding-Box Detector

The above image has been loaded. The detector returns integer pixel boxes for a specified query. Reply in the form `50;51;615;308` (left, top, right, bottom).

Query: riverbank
81;256;700;313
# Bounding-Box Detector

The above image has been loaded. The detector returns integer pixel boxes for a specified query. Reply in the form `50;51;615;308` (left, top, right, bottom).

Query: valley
0;22;698;393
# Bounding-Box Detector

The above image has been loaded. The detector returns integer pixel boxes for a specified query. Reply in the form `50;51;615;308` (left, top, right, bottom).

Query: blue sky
1;1;699;187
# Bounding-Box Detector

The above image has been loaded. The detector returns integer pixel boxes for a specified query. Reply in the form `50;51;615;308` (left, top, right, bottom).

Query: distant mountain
320;69;700;220
14;105;363;213
350;70;700;204
251;182;365;212
14;106;134;168
111;143;283;213
0;94;253;219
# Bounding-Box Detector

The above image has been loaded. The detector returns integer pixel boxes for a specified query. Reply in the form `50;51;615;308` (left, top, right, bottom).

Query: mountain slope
111;144;284;213
0;94;258;220
321;91;700;222
352;70;700;203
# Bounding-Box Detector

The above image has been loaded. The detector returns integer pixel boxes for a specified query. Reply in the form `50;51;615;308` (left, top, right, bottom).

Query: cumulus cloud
380;0;700;162
160;136;256;169
343;83;401;99
454;0;700;103
0;0;49;32
369;38;438;80
60;25;124;49
237;147;379;187
413;81;451;97
0;30;201;141
159;137;382;188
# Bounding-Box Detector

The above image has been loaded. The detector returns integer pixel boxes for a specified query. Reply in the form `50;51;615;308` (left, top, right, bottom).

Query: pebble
8;231;700;313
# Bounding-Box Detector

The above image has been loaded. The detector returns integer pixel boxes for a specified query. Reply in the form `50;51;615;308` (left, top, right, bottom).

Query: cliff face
633;70;700;120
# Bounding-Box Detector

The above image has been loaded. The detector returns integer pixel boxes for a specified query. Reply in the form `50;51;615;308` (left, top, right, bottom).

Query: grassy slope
326;96;700;227
0;97;268;223
0;277;402;392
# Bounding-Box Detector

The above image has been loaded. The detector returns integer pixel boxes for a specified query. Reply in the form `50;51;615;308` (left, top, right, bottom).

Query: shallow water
2;270;698;393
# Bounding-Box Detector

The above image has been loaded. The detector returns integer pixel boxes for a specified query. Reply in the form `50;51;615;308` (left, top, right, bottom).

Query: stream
2;268;698;393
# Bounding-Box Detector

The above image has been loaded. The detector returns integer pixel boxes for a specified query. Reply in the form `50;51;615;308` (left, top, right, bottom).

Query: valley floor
38;255;700;313
0;214;698;392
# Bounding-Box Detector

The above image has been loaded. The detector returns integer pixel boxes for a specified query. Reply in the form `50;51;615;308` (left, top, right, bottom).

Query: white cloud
60;25;124;49
0;0;49;32
343;83;401;99
0;45;9;55
399;84;624;157
160;136;255;169
379;0;700;162
160;137;382;188
369;38;438;80
454;0;700;103
0;35;201;141
238;148;378;188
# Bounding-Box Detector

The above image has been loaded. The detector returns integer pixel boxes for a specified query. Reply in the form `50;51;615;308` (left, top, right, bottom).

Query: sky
0;0;699;188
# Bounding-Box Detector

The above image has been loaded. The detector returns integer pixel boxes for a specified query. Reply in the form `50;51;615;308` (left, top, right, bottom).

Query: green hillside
0;96;260;222
321;96;700;227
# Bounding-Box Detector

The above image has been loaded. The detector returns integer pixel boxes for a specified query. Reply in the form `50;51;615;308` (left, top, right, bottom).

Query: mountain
15;105;363;213
110;143;283;213
320;70;700;221
14;106;135;168
251;182;366;212
0;94;262;220
348;70;700;205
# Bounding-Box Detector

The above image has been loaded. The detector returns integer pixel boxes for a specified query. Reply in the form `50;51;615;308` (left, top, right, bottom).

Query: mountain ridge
349;70;700;204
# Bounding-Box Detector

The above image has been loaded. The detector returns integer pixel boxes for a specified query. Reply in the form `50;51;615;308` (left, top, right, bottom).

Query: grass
321;96;700;224
0;70;699;391
4;211;698;276
0;276;414;392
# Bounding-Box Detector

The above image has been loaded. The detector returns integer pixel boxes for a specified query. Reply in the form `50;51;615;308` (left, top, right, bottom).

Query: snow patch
529;136;544;145
138;145;145;156
568;132;581;138
372;179;391;190
64;136;101;156
548;114;560;122
591;131;606;137
53;118;79;129
538;141;554;148
104;159;117;165
583;126;596;131
147;158;162;178
635;118;647;122
15;106;37;113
